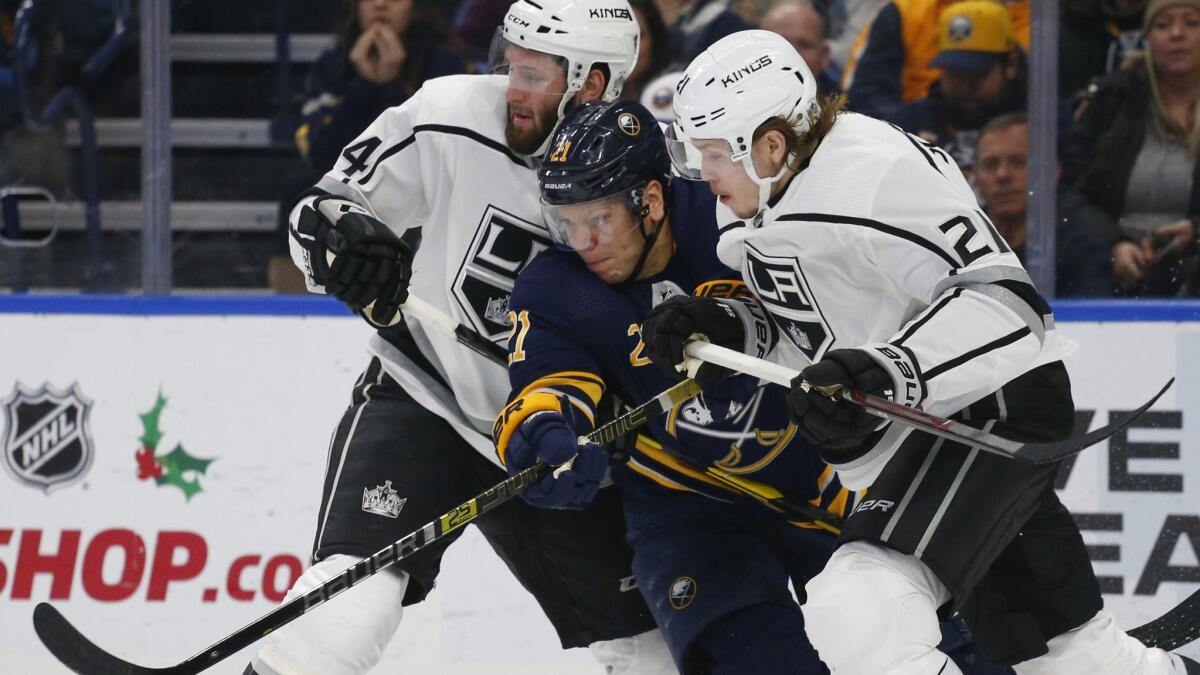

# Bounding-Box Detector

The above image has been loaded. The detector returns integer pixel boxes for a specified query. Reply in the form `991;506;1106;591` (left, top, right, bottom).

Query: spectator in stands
296;0;464;174
975;113;1114;296
761;0;842;94
829;0;884;69
891;0;1025;174
624;0;672;101
1063;0;1200;297
1061;0;1150;103
451;0;511;68
841;0;1028;121
656;0;749;65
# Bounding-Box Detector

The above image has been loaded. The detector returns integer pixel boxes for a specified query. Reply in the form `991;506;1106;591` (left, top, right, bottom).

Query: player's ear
577;67;607;103
766;129;788;168
645;180;666;221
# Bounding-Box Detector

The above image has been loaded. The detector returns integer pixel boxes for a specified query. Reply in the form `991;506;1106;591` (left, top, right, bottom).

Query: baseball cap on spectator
1143;0;1200;29
931;1;1016;72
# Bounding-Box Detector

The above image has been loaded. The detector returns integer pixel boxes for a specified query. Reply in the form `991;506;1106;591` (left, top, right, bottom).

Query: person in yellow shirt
841;0;1028;120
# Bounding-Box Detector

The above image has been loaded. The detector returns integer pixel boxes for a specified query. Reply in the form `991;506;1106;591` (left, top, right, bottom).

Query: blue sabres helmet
538;99;671;210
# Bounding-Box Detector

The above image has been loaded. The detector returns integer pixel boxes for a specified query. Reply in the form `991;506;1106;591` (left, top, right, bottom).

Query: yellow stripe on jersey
515;371;605;409
632;435;730;492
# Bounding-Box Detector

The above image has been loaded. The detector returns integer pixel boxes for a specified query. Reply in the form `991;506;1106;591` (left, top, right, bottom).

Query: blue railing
0;295;1198;321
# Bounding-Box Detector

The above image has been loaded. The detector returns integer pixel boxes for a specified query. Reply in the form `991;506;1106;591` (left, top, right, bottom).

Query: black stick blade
1015;378;1175;464
1128;587;1200;652
34;603;184;675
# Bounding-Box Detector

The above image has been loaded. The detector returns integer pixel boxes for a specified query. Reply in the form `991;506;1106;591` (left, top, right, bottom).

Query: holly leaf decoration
154;443;215;501
133;391;215;500
139;392;168;449
136;446;164;480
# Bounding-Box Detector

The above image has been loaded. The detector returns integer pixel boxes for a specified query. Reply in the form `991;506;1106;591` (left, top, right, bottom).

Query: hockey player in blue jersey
492;99;1013;675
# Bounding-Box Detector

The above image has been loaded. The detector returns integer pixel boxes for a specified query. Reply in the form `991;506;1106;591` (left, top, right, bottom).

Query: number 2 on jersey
628;323;651;367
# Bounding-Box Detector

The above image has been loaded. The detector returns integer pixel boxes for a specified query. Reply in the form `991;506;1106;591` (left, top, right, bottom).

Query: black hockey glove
641;296;745;385
293;196;413;327
787;349;894;451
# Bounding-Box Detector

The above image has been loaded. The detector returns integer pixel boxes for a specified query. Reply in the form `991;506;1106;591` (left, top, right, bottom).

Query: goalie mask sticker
453;205;552;342
2;382;94;492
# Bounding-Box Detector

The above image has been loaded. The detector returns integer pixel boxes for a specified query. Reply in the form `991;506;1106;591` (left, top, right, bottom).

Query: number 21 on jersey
506;310;532;365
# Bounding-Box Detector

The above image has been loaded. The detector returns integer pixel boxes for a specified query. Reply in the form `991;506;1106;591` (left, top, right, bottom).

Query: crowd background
0;0;1197;299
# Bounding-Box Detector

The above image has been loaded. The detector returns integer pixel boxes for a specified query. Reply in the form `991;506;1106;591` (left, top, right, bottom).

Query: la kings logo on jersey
2;382;94;492
453;205;552;341
744;245;834;361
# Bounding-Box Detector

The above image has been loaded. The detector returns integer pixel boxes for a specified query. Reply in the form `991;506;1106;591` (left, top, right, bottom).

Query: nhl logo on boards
617;112;641;137
669;576;698;610
363;480;407;518
2;382;94;492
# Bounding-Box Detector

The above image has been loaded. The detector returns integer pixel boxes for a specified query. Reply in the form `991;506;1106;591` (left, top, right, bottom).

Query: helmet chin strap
624;208;664;284
741;155;792;219
533;85;584;158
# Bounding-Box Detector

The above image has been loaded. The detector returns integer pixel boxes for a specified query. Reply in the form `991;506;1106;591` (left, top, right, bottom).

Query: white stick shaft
400;295;460;337
684;342;797;387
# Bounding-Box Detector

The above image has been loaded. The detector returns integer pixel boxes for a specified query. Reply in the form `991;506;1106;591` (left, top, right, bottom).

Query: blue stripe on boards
0;295;1198;322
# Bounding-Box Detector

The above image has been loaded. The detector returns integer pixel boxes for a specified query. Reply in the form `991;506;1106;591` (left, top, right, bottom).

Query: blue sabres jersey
496;180;857;525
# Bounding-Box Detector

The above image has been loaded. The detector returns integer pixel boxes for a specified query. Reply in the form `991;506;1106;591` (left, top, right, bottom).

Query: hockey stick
402;295;843;533
1128;587;1200;651
33;375;704;675
400;295;510;364
684;342;1174;465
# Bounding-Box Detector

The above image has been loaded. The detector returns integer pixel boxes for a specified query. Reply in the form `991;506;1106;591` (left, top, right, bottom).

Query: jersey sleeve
859;145;1051;412
314;88;434;231
492;261;610;466
287;86;436;292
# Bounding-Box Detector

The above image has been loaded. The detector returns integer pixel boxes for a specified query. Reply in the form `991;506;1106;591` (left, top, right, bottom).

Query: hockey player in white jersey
247;2;675;674
642;30;1200;675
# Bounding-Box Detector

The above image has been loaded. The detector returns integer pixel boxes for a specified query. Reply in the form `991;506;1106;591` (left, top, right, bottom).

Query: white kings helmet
668;30;819;215
498;0;640;109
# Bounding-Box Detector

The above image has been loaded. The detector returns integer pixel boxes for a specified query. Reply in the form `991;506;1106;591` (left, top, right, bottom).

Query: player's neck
634;221;675;281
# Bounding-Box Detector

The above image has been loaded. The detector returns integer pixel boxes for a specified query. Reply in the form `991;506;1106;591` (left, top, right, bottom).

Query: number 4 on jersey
340;137;384;183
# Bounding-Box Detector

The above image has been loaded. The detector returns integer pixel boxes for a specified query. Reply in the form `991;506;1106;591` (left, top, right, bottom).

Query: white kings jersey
716;113;1075;490
290;74;550;465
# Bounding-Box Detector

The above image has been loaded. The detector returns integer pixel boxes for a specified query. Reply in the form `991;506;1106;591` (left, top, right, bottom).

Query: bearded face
502;46;571;155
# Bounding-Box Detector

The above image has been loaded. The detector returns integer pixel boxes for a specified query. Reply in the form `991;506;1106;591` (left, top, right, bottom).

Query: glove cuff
714;298;774;359
861;343;926;408
492;392;564;467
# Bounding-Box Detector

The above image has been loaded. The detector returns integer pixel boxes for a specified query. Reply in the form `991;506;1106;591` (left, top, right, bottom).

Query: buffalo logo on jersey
743;246;833;361
2;382;94;492
617;112;641;137
362;480;407;518
453;205;552;341
669;576;698;610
